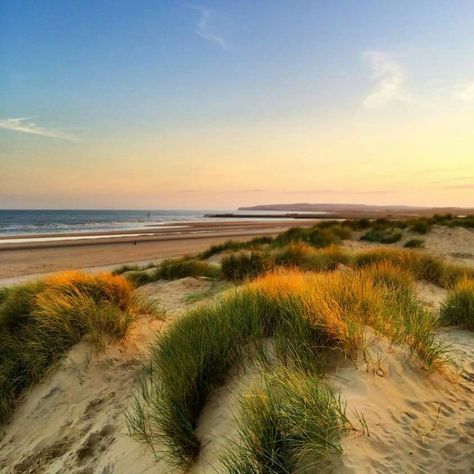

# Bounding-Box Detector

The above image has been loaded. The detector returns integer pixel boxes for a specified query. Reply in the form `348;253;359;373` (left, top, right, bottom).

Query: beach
0;220;318;283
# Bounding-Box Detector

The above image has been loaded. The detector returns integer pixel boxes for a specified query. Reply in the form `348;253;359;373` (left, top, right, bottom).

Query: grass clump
275;242;351;271
354;247;474;288
222;370;350;473
199;236;274;259
361;228;403;244
404;238;425;248
0;271;156;424
410;220;431;234
154;258;220;280
274;224;352;249
128;266;445;468
221;251;275;282
440;278;474;330
112;262;155;275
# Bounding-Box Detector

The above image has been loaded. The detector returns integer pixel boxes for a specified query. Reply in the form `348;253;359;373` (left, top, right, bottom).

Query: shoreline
0;220;317;283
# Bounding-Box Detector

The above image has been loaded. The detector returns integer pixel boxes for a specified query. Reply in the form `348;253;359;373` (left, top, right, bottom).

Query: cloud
363;51;409;108
193;6;228;49
0;116;80;141
453;81;474;102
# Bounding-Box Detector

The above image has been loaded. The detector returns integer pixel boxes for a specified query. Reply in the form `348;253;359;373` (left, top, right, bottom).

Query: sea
0;209;219;236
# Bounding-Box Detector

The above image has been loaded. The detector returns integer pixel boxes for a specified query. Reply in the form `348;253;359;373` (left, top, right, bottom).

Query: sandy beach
0;220;318;283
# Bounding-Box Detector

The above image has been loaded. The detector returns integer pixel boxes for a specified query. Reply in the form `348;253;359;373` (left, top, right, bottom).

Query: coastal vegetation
128;263;449;468
1;214;473;472
0;271;158;424
404;238;425;248
441;278;474;330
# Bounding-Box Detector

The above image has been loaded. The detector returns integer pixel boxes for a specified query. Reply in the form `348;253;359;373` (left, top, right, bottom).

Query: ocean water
0;210;216;236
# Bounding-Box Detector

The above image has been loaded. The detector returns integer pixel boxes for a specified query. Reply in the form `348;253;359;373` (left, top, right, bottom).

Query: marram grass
441;278;474;330
128;265;446;469
221;369;351;473
0;271;158;424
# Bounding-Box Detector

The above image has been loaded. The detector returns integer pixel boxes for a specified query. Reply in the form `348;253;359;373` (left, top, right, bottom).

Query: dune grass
112;262;156;275
354;248;474;288
404;238;425;248
221;251;275;282
275;242;351;271
154;257;220;280
440;278;474;330
0;271;157;424
361;228;403;244
128;265;445;468
120;257;221;286
274;224;352;248
221;370;350;473
199;236;274;259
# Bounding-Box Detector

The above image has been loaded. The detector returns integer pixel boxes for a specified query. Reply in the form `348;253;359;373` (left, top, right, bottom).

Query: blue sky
1;1;473;208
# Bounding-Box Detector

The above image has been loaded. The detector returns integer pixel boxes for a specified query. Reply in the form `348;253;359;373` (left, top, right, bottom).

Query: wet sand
0;220;317;282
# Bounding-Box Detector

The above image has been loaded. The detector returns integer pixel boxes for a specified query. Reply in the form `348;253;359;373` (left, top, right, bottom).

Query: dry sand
0;277;225;474
0;220;315;282
346;225;474;267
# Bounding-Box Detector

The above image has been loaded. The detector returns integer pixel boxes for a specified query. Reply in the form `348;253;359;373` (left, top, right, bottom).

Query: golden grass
0;271;158;424
129;264;445;468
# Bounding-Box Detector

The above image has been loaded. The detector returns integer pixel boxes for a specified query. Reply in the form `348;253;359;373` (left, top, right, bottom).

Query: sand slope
331;329;473;473
0;277;224;474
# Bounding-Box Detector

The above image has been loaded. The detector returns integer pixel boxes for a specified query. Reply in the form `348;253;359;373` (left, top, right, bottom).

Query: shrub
404;238;425;248
361;228;403;244
221;251;274;282
0;271;157;424
440;278;474;330
222;370;349;472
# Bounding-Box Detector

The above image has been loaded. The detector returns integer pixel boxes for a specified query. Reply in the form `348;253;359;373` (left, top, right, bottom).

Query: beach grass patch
441;278;474;330
404;238;425;248
128;265;445;468
222;370;350;473
0;271;158;424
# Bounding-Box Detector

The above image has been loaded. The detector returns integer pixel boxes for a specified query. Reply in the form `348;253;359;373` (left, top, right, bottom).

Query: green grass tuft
440;278;474;330
128;266;446;468
221;370;350;473
0;271;158;424
404;238;425;248
221;251;275;282
154;258;221;280
361;228;403;244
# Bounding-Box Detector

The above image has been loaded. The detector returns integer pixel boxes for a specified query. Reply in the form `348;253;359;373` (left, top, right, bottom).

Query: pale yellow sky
2;104;472;209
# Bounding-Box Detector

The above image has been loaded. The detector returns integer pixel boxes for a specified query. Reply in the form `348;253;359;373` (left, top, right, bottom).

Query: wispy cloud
193;6;228;49
363;51;409;108
0;116;80;141
453;81;474;102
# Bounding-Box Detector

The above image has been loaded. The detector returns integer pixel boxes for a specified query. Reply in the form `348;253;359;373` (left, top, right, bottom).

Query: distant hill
238;203;474;217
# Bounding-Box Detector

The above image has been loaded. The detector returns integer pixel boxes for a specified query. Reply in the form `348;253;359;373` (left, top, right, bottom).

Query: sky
1;0;473;210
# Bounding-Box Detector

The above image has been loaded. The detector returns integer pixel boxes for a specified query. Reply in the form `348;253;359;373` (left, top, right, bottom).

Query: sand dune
2;275;472;473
